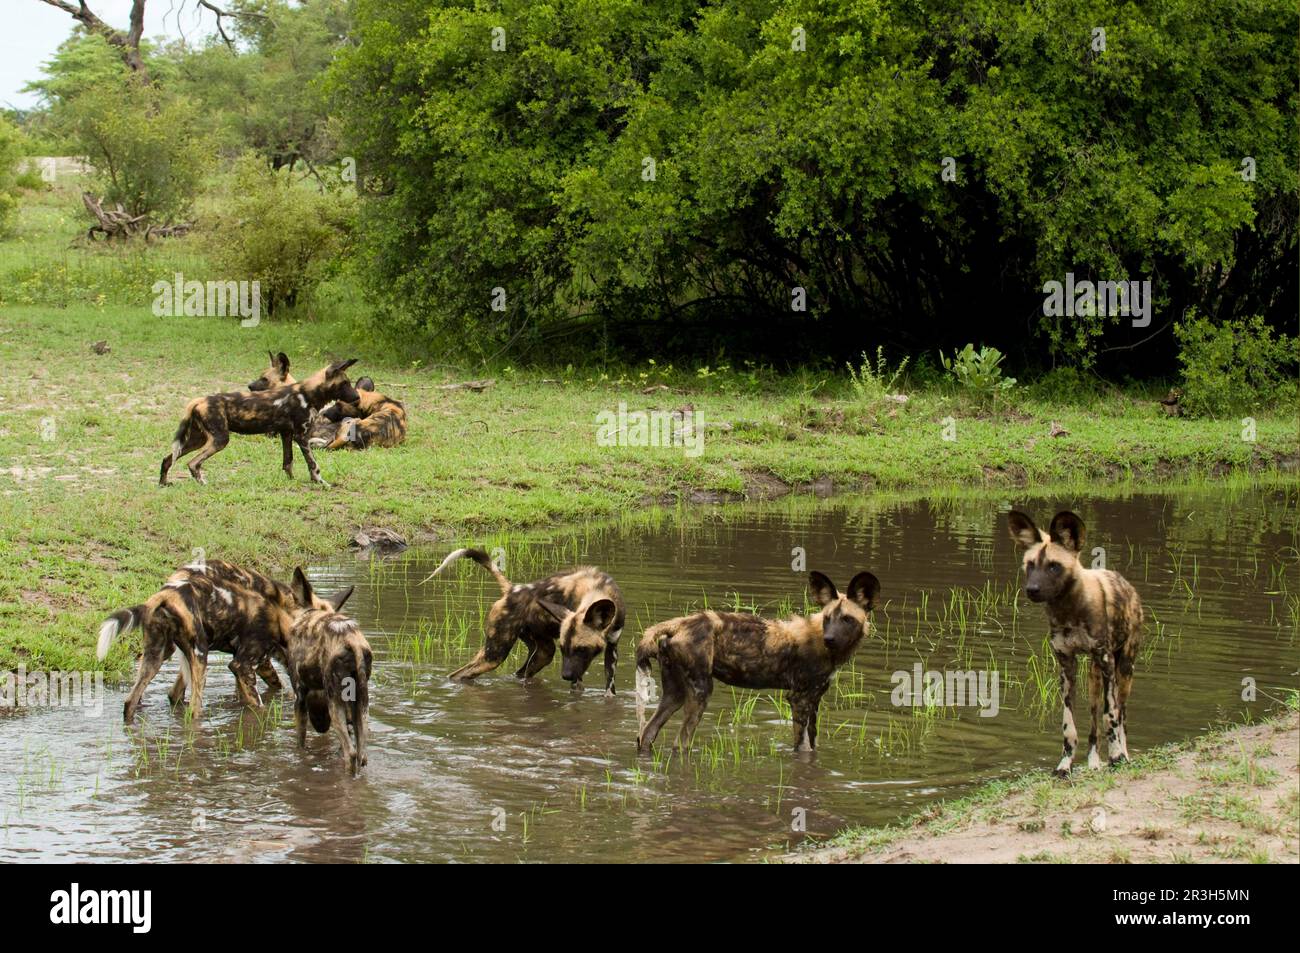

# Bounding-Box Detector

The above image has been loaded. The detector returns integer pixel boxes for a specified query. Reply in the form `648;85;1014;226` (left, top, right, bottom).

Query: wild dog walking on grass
96;560;353;724
636;571;880;753
246;351;295;392
159;359;361;486
309;377;408;450
1007;510;1144;777
424;548;625;691
285;568;371;776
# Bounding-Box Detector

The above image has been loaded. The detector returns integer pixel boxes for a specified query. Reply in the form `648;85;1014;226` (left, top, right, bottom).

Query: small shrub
1174;314;1298;417
1024;366;1103;405
208;155;356;315
940;344;1017;404
847;346;909;400
0;116;25;235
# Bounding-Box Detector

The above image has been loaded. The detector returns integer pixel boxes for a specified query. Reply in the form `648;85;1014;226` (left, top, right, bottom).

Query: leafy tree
330;0;1298;365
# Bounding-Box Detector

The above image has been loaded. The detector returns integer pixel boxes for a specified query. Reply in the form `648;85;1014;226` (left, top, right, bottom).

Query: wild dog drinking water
635;571;880;753
159;359;360;486
96;560;353;724
424;548;625;692
1007;510;1143;777
309;377;408;450
246;351;295;392
285;568;371;776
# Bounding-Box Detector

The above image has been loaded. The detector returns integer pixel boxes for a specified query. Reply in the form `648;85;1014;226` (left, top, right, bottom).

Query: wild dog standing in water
424;548;625;692
636;571;880;753
159;359;360;486
309;377;408;451
96;560;352;724
246;351;295;392
285;568;371;776
1007;510;1143;777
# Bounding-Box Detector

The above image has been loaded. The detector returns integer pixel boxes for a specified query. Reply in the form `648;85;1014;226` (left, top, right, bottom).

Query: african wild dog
96;560;353;724
309;377;408;451
285;568;372;776
635;571;880;753
1007;510;1143;777
425;548;625;692
159;359;360;486
246;351;295;392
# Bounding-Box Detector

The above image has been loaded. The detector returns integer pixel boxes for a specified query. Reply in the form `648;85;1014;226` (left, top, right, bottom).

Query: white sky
3;0;217;110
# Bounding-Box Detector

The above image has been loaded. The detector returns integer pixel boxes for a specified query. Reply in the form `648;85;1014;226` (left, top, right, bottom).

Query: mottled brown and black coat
310;377;408;450
1007;510;1144;776
285;568;371;777
159;359;360;486
635;571;880;753
426;548;625;691
96;559;346;724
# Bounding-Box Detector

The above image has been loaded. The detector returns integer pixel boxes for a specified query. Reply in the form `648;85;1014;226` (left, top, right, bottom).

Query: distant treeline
13;0;1298;373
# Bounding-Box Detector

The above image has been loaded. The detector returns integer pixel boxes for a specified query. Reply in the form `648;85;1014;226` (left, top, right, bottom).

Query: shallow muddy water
2;484;1296;862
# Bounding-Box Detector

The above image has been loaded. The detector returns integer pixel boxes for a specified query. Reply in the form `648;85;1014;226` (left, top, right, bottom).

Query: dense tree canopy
329;0;1297;367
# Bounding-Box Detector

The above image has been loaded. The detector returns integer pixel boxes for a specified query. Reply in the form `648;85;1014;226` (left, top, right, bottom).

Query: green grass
1;181;1297;676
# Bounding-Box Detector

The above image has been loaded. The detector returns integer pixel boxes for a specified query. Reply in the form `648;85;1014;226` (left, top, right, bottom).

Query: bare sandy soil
791;711;1299;864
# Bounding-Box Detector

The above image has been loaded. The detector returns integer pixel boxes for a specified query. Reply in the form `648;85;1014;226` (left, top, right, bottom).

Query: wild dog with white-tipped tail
97;560;351;724
1007;510;1143;777
423;548;625;692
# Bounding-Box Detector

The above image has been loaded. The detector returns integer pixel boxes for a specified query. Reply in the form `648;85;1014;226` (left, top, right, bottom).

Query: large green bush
328;0;1298;361
208;155;356;315
1173;314;1297;417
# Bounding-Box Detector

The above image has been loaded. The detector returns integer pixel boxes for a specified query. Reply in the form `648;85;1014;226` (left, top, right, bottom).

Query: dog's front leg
603;639;619;695
295;435;327;486
1053;651;1078;777
280;432;294;479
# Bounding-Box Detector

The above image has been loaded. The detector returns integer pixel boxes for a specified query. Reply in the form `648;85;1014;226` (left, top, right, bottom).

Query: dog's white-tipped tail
417;547;474;586
97;607;139;661
96;619;118;661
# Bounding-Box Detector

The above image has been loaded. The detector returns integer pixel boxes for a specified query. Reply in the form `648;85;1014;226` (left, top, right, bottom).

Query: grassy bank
1;177;1297;676
0;299;1296;677
789;705;1300;864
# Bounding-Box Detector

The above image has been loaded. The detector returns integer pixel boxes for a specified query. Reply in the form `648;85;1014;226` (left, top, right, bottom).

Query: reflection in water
1;484;1295;862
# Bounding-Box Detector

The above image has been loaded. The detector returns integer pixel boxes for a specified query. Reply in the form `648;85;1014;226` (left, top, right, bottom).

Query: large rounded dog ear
329;585;354;612
1048;511;1085;553
1007;511;1045;549
808;571;838;607
582;598;617;632
846;572;880;611
327;358;359;376
276;351;290;374
292;567;314;607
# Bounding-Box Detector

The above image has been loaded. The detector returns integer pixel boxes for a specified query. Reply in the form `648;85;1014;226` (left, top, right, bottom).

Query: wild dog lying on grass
97;560;353;724
245;351;295;392
159;359;360;486
285;568;371;777
424;548;625;692
635;571;880;753
308;377;408;451
1007;510;1143;777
